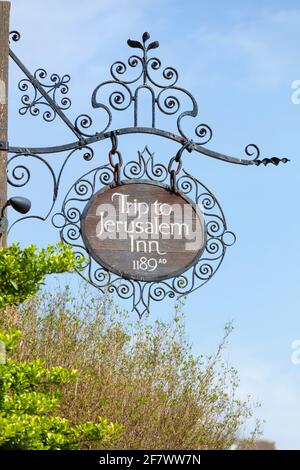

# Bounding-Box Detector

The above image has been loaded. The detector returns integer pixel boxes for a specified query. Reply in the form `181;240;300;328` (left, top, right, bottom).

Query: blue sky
6;0;300;449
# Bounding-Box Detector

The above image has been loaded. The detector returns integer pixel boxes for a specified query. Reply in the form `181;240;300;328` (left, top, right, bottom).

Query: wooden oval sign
81;181;206;282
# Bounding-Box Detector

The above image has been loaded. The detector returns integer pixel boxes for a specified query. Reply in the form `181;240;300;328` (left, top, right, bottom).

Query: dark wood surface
81;182;205;282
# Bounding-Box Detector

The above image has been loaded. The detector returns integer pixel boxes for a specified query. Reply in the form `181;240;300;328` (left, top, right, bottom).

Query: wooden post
0;1;10;247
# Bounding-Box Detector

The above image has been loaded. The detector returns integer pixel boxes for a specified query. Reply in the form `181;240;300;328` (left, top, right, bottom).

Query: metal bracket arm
7;127;289;166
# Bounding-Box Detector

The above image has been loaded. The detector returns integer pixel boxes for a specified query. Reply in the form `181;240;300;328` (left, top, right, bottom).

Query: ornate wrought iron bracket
7;31;289;167
5;30;289;317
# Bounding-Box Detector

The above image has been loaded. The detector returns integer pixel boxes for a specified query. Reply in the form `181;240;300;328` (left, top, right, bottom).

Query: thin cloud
173;8;300;91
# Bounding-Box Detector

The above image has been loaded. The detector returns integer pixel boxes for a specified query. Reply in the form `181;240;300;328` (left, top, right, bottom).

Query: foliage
0;329;122;450
0;242;83;310
4;284;261;450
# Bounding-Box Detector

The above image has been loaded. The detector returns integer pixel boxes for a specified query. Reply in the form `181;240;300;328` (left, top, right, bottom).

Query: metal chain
168;141;192;192
109;132;123;186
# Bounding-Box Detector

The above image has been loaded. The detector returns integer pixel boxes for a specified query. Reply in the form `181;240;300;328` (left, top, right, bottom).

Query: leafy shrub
5;285;261;450
0;242;83;309
0;329;122;450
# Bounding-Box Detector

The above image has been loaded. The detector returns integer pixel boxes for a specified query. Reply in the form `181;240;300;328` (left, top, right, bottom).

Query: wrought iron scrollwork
50;147;234;318
91;32;212;146
18;69;71;121
244;144;289;166
5;29;289;318
8;30;289;167
6;145;95;233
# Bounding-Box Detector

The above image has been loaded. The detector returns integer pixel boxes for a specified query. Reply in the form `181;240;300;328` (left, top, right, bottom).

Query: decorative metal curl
244;144;290;166
9;30;21;43
74;114;94;136
18;68;71;121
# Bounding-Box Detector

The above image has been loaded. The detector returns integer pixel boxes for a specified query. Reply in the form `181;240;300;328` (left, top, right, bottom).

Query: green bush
7;285;261;450
0;243;260;449
0;242;83;309
0;329;122;450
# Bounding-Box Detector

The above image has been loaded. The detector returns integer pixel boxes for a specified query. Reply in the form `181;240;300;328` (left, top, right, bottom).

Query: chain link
168;142;191;192
108;132;123;186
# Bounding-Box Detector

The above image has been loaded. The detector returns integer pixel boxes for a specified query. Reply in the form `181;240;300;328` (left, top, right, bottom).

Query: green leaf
10;281;18;291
